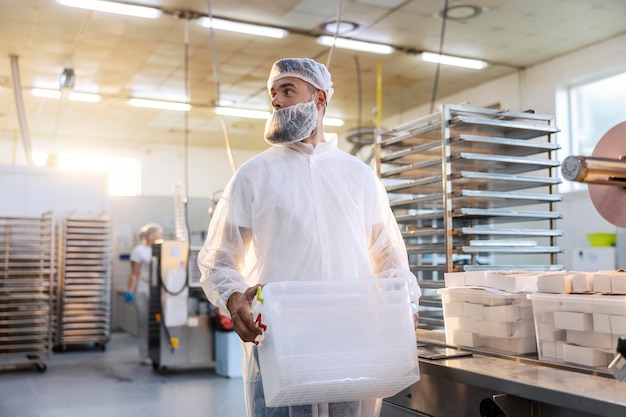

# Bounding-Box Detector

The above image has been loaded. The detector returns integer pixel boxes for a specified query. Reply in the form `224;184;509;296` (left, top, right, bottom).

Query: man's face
269;76;316;111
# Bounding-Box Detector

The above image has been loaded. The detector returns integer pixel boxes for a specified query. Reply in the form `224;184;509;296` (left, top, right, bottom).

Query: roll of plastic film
585;121;626;227
561;155;626;184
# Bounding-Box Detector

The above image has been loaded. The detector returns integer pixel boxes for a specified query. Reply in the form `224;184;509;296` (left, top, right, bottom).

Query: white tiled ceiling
0;0;625;153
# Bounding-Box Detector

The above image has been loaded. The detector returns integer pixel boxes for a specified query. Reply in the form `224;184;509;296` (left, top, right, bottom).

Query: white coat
198;136;419;417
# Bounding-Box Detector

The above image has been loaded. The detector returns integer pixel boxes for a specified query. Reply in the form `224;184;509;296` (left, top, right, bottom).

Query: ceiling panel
0;0;624;155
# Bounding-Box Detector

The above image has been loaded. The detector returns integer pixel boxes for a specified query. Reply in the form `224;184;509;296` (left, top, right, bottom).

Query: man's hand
227;285;264;343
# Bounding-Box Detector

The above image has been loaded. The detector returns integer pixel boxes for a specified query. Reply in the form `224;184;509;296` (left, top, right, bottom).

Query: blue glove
124;291;135;303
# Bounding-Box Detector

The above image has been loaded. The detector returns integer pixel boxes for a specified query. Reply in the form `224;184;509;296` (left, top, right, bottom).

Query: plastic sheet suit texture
198;137;420;417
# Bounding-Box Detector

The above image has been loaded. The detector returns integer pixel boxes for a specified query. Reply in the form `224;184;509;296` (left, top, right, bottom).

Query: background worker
198;57;420;417
125;223;163;365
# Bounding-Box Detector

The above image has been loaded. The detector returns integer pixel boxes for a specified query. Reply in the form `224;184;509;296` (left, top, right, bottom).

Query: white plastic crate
439;287;536;355
251;278;420;407
528;293;626;370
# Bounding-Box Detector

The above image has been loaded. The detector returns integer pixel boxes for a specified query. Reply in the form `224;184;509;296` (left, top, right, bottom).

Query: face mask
264;100;318;145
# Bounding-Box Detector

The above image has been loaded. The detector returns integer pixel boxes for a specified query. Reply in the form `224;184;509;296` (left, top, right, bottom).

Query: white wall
0;164;109;218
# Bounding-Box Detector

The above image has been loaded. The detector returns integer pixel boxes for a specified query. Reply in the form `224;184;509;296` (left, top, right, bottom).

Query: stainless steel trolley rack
56;216;112;350
376;104;564;329
0;212;55;372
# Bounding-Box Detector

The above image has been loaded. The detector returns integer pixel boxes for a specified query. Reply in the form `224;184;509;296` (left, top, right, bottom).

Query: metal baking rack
0;213;55;372
56;216;112;350
376;104;564;329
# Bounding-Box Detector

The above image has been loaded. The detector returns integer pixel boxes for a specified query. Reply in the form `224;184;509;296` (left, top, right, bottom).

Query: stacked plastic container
251;278;420;407
442;269;626;371
528;270;626;370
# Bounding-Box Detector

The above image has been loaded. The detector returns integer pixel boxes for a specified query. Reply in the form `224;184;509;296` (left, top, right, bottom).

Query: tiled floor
0;332;247;417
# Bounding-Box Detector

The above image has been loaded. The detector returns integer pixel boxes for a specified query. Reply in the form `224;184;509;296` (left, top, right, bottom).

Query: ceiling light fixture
129;98;190;111
419;52;487;69
216;106;344;126
215;107;271;119
69;92;101;102
439;4;483;21
57;0;162;19
323;117;344;127
30;88;62;99
317;36;394;55
198;17;287;39
321;20;360;35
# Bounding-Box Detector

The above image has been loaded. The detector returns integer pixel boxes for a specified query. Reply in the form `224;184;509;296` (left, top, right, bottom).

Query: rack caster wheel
36;362;47;373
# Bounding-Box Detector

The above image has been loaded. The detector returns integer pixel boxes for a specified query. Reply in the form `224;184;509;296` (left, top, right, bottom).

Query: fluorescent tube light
198;17;287;39
129;98;190;111
317;36;393;55
215;107;271;119
216;107;344;127
30;88;62;99
419;52;487;69
323;117;344;127
69;92;101;102
57;0;162;19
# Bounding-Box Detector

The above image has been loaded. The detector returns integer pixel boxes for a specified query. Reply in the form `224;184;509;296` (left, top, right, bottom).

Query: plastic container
251;278;420;407
528;292;626;370
587;232;616;247
438;287;536;355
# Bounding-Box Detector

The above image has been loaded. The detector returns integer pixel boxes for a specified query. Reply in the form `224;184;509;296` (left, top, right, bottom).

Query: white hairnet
267;58;334;104
138;223;162;244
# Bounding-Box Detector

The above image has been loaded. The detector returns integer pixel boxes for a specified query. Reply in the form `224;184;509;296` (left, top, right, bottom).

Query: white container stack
251;278;420;407
444;269;626;371
528;270;626;370
439;287;537;355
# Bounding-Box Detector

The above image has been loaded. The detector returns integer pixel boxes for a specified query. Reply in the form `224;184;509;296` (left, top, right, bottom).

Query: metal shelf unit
0;213;55;372
377;104;564;328
56;216;112;350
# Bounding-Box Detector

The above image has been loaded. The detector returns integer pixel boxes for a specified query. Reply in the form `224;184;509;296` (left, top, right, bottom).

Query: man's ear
316;90;327;108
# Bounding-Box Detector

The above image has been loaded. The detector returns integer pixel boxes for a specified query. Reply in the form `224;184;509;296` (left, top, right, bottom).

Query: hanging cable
325;0;344;70
354;56;362;132
183;18;190;203
429;0;450;114
206;0;237;174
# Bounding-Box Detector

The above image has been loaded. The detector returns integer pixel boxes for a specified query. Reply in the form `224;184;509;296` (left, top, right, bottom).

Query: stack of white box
529;270;626;369
440;270;539;355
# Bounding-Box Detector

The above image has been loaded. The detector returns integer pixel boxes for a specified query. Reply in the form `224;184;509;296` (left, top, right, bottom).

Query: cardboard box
440;287;536;355
572;272;593;293
553;310;593;331
592;272;612;293
562;344;611;367
485;271;538;293
536;272;574;294
444;271;466;287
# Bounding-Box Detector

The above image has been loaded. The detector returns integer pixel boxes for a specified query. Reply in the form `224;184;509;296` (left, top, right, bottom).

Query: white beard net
264;100;318;145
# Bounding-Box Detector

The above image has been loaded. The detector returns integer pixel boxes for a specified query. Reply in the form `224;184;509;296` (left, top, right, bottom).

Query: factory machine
148;241;215;375
377;109;626;417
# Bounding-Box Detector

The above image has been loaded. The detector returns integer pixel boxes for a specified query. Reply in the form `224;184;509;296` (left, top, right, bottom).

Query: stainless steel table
382;330;626;417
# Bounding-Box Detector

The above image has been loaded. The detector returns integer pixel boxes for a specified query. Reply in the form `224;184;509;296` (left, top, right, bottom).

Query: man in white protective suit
198;57;420;417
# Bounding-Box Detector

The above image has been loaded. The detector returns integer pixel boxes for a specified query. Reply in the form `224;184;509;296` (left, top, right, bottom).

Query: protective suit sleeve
369;177;421;301
198;219;251;319
198;172;254;319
